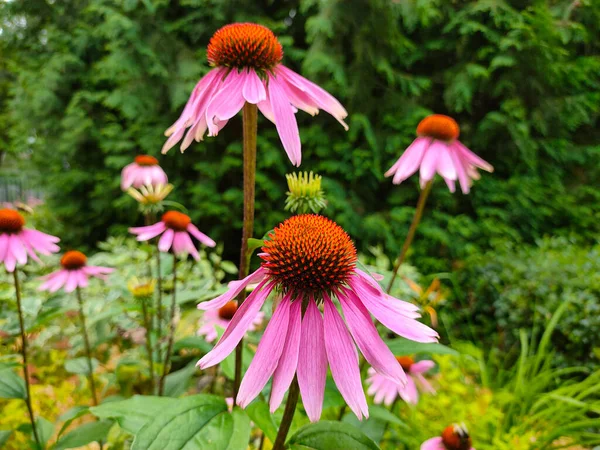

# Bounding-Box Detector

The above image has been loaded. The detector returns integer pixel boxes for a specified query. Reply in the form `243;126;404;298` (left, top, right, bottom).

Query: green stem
159;253;177;396
13;270;41;448
75;287;99;406
140;297;155;394
272;377;300;450
234;102;258;400
155;245;163;387
386;180;433;293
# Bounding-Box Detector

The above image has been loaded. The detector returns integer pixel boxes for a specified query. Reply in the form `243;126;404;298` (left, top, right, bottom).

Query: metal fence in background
0;172;44;206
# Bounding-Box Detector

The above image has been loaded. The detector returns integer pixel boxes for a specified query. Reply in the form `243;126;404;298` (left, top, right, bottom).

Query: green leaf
56;406;90;439
0;430;12;448
245;400;278;442
90;396;177;435
385;338;458;356
53;420;113;450
131;395;249;450
246;238;265;254
0;369;26;399
287;421;380;450
163;361;197;397
367;405;408;428
65;358;99;375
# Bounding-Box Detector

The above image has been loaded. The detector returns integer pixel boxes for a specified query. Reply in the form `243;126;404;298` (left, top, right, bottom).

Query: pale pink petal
410;360;435;374
205;71;245;136
385;137;430;184
187;224;216;247
415;373;436;395
197;281;274;369
133;222;167;241
178;231;200;260
171;231;186;255
157;229;174;252
268;73;301;166
353;270;422;317
197;267;267;310
257;86;275;123
38;270;65;292
64;271;79;293
0;234;8;262
297;300;327;422
420;140;444;183
420;437;445;450
455;141;493;172
449;146;471;194
338;289;406;384
323;295;369;420
398;376;419;405
82;266;114;277
270;297;302;412
237;298;291;408
22;230;60;256
436;145;457;181
9;235;27;265
367;370;399;407
120;164;136;190
241;69;267;104
76;270;89;289
4;251;16;272
279;79;319;116
46;270;70;293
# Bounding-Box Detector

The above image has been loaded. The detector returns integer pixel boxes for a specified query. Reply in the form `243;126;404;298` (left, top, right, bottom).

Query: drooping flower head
197;214;438;421
121;155;168;190
162;23;348;167
421;424;474;450
198;301;264;343
129;210;216;260
38;250;114;293
367;355;436;406
385;114;493;193
0;208;60;272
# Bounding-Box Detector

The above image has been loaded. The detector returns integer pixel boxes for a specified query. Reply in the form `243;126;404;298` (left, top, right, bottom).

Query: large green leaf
163;361;197;397
53;420;113;450
131;395;250;450
90;396;177;434
245;400;278;442
0;369;26;399
56;406;90;439
385;338;458;356
287;421;380;450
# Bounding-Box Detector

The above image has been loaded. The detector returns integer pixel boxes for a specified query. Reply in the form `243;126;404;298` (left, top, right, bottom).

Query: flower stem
386;180;433;293
140;296;155;394
159;253;178;396
75;287;99;406
234;102;258;399
13;270;41;448
272;377;300;450
155;244;163;386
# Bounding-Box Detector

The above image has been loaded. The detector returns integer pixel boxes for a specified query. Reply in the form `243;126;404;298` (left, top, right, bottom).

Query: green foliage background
1;0;599;270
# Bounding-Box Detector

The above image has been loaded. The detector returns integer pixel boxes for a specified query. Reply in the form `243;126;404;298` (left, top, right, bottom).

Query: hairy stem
159;253;177;396
272;377;300;450
234;102;258;400
75;287;99;406
386;180;433;293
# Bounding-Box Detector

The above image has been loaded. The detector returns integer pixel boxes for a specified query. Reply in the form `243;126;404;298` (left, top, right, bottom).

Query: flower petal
410;360;435;374
197;267;267;310
386;137;430;184
157;229;174;252
420;437;446;450
398;376;419;405
205;71;245;137
268;73;301;166
242;69;266;104
187;224;216;248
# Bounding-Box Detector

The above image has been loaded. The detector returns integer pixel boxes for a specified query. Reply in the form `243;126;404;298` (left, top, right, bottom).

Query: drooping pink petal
270;297;302;412
4;250;16;272
38;270;65;292
436;144;457;181
415;373;436;394
297;300;327;422
197;267;267;311
187;224;216;248
0;234;8;262
176;231;200;260
353;270;422;318
120;164;136;190
241;69;267;104
157;229;174;252
64;271;79;293
410;360;435;374
268;73;301;166
237;298;291;408
205;71;245;137
338;289;406;384
47;270;69;293
386;137;430;184
9;235;27;265
367;370;398;406
197;281;275;369
455;141;493;172
132;222;167;241
420;437;445;450
171;231;187;255
449;146;471;194
76;270;89;289
82;266;114;277
419;140;445;183
323;295;369;420
257;86;275;123
398;376;419;405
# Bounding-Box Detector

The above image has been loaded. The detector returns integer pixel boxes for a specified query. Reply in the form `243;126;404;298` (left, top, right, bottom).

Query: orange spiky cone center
417;114;460;142
260;214;357;295
162;211;191;232
218;301;238;320
396;356;415;371
207;23;283;72
0;209;25;233
134;155;159;166
441;425;472;450
60;251;87;270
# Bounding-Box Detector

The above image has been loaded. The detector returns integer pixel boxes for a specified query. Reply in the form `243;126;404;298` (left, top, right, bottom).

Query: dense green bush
458;237;600;368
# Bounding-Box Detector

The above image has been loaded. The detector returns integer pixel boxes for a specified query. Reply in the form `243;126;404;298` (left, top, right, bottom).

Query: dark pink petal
241;69;267;104
205;71;245;137
268;73;301;166
237;297;291;408
270;297;302;412
297;300;327;422
257;86;275;123
197;267;267;310
187;224;216;248
419;140;443;183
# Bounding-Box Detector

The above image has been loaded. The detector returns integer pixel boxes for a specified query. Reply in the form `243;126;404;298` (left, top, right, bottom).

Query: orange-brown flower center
162;211;191;232
396;356;415;371
60;251;87;270
260;214;357;295
134;155;159;166
0;209;25;233
218;301;238;320
417;114;460;142
207;23;283;72
441;425;472;450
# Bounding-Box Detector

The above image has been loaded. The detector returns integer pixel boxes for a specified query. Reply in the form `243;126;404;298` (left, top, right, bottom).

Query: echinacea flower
198;301;264;343
366;356;436;406
129;211;216;259
385;114;493;193
126;183;174;206
197;214;438;421
422;424;474;450
121;155;168;190
38;251;114;293
0;208;60;272
161;23;348;166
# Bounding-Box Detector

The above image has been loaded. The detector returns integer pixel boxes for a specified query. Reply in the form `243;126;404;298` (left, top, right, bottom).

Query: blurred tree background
1;1;599;360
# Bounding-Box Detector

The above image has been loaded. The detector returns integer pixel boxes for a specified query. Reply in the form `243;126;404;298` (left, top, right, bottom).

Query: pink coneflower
0;208;60;272
121;155;168;190
422;424;475;450
129;211;216;259
161;23;348;167
198;301;264;343
367;356;436;406
38;251;114;293
197;214;438;421
385;114;493;193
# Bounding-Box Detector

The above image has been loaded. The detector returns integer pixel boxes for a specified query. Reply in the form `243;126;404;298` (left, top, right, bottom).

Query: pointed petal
385;138;429;184
242;69;267;104
187;224;216;248
64;271;79;293
197;267;267;310
205;71;245;136
9;235;27;265
411;360;435;374
398;376;419;405
420;437;446;450
268;74;301;166
157;229;174;252
455;141;493;172
419;140;444;183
